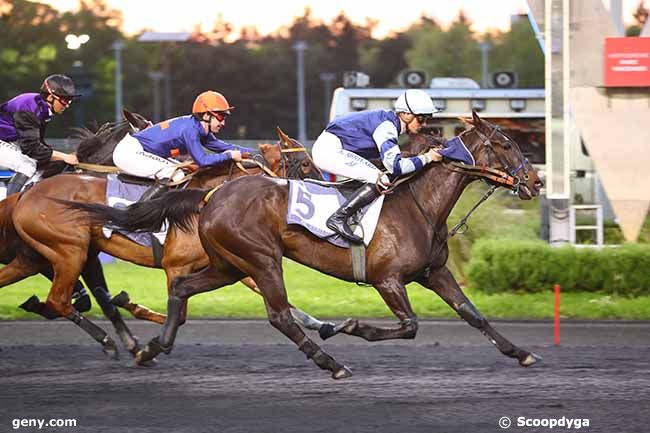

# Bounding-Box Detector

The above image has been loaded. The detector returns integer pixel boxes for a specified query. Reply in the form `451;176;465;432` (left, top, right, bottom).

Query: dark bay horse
0;121;320;358
114;111;543;377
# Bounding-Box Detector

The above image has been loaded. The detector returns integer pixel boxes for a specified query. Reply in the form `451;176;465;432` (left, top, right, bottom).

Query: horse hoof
332;365;353;380
136;357;158;367
110;291;131;307
19;295;41;312
135;338;163;365
127;341;142;357
101;337;119;360
318;323;336;340
135;349;152;366
519;352;542;367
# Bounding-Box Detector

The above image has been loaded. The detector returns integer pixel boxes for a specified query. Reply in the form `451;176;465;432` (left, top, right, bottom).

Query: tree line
2;0;549;139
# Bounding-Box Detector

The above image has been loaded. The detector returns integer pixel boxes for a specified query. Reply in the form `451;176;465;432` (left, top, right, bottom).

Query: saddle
116;173;156;186
304;178;364;199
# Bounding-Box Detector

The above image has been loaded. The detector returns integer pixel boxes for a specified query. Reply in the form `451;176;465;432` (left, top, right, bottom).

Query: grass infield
1;259;649;320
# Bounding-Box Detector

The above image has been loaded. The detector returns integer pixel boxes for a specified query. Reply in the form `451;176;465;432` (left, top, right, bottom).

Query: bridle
445;124;531;193
279;143;323;180
406;122;533;239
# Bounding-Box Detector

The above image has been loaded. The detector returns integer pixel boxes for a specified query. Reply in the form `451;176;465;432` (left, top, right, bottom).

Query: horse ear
276;126;291;146
472;110;481;125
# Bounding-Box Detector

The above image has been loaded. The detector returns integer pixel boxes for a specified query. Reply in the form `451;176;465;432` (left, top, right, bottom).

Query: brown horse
0;122;321;358
0;110;154;355
99;111;544;377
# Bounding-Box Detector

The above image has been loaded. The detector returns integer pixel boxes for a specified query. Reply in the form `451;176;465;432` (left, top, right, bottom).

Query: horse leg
0;255;39;288
0;256;59;318
38;252;119;359
110;290;167;324
81;255;141;355
30;265;91;314
240;276;337;334
135;264;244;365
245;256;351;379
323;278;419;341
416;266;541;367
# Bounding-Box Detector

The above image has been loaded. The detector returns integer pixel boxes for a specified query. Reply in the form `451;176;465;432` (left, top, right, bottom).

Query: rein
393;123;528;240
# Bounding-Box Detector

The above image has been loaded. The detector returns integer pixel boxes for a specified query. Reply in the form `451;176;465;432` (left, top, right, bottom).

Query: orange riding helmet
191;91;234;116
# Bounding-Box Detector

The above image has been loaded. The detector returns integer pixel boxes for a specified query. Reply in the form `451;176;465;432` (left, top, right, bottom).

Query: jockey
312;88;443;244
112;90;254;201
0;74;80;195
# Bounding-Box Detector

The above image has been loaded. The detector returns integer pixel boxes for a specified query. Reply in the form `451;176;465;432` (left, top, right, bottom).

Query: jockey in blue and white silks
0;75;80;195
312;89;442;244
112;90;254;201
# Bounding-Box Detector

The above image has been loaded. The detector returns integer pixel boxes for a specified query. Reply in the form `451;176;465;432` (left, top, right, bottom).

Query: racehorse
0;116;321;358
97;111;544;377
0;110;153;355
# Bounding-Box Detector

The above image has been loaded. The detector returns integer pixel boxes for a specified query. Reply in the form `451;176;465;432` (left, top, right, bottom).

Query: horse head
404;112;542;200
460;111;543;199
123;108;153;132
275;126;323;180
73;109;152;165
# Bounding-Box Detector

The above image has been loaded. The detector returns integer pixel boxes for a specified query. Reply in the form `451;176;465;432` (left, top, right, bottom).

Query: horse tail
57;189;208;234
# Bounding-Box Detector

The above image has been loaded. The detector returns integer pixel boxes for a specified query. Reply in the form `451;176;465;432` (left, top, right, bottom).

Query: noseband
472;125;530;189
279;145;323;179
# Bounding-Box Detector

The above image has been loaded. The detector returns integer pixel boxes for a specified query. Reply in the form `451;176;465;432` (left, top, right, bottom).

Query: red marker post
554;284;561;346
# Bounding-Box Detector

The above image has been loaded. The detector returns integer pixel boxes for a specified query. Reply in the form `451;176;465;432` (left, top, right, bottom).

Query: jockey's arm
183;131;252;168
12;111;53;167
203;135;255;155
372;121;431;177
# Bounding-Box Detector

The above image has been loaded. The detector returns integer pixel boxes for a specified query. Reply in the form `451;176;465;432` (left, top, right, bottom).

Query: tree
489;17;544;88
626;1;648;36
405;12;480;83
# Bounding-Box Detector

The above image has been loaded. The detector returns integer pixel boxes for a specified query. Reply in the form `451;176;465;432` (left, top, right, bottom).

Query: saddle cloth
287;180;385;248
103;174;167;247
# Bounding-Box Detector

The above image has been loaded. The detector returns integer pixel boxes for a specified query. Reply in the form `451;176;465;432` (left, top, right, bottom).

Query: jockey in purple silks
0;74;80;195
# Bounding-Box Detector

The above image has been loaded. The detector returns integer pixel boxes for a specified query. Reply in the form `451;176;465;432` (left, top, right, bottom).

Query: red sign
604;37;650;87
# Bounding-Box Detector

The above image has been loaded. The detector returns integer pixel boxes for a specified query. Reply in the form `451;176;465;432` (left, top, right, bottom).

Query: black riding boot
138;183;168;202
6;173;29;196
326;183;381;244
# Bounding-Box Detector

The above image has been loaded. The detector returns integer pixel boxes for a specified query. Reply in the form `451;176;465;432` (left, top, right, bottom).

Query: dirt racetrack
1;319;648;433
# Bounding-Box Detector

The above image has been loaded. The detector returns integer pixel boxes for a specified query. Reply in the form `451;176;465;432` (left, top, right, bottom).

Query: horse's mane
73;121;132;165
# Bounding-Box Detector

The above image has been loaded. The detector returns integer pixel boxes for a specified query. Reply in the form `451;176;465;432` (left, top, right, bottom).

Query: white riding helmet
394;89;439;115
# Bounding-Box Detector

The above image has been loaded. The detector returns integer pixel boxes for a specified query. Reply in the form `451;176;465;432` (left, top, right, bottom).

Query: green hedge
465;240;650;296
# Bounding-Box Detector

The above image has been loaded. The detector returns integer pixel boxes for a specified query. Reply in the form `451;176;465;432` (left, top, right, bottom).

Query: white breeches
312;131;384;184
113;134;184;182
0;140;37;177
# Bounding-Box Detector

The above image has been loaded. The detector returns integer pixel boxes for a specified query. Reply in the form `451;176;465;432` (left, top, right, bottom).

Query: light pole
479;41;491;88
319;72;336;125
65;34;90;127
148;71;164;122
112;40;125;123
293;41;308;142
138;32;191;119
